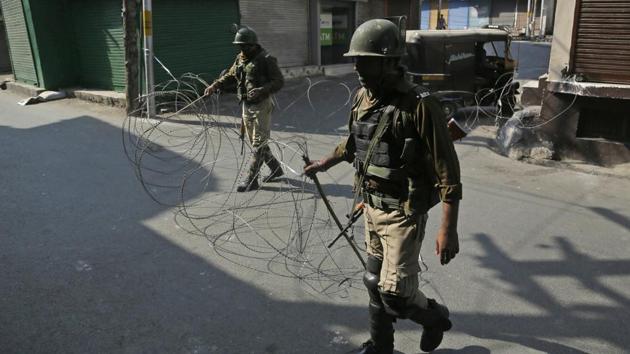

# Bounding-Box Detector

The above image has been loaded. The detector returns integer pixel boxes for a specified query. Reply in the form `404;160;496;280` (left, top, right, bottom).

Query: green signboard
320;13;332;46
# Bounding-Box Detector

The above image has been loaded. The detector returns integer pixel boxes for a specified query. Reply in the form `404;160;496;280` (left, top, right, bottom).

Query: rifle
303;155;366;269
327;202;364;248
240;119;245;155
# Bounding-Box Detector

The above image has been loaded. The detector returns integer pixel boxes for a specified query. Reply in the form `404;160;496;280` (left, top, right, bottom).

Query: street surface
1;73;629;354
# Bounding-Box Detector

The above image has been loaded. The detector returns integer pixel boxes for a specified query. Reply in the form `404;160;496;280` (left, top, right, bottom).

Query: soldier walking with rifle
304;18;462;353
205;26;285;192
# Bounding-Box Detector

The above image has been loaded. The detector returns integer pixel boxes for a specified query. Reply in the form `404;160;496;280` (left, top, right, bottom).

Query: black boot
359;256;395;354
261;146;284;183
237;150;263;192
357;303;394;354
409;298;452;352
236;178;259;192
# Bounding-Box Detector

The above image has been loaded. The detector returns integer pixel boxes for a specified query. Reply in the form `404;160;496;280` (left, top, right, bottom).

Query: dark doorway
320;0;355;65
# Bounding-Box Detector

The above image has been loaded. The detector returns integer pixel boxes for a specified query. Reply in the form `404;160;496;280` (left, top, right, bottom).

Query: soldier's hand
247;87;264;100
204;84;217;97
303;160;323;178
436;227;459;265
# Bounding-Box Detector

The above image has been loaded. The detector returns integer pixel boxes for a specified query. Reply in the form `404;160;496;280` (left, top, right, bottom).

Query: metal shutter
448;0;470;29
239;0;308;67
152;0;239;84
1;0;38;85
491;0;526;26
469;0;490;28
572;0;630;85
70;0;125;91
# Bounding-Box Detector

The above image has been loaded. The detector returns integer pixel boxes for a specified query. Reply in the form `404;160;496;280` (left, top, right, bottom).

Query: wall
356;0;385;25
547;0;575;82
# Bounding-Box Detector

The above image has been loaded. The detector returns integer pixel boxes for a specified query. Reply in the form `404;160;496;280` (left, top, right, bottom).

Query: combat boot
357;302;395;354
237;149;263;192
261;146;284;183
409;298;452;352
236;177;259;192
357;339;392;354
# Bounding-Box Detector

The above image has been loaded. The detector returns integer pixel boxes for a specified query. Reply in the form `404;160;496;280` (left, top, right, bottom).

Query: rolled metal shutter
469;0;490;28
448;0;470;29
1;0;38;85
152;0;239;84
572;0;630;85
70;0;125;91
239;0;308;67
0;18;12;73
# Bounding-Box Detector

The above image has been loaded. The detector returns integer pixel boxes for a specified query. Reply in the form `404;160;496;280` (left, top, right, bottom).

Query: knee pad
364;256;383;302
363;271;379;292
366;256;382;274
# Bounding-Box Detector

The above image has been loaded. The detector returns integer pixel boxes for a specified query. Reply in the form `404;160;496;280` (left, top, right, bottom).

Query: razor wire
123;71;366;299
123;58;576;299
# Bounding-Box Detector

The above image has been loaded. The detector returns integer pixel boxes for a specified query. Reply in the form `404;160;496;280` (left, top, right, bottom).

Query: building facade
539;0;630;164
0;0;239;92
399;0;556;35
1;0;389;94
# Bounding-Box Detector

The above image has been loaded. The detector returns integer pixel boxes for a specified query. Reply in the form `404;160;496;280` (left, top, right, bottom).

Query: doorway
320;0;355;65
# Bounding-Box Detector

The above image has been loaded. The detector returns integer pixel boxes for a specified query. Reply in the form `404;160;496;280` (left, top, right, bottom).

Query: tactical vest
235;51;270;103
351;85;440;214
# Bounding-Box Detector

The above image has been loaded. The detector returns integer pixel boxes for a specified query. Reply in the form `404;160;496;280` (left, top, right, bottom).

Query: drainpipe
142;0;156;117
513;1;518;29
525;0;532;37
539;0;546;37
531;0;537;36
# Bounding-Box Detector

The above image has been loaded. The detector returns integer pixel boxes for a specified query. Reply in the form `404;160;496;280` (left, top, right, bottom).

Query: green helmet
344;19;405;57
233;26;258;45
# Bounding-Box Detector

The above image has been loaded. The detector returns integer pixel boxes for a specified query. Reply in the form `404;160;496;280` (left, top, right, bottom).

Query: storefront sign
320;13;333;46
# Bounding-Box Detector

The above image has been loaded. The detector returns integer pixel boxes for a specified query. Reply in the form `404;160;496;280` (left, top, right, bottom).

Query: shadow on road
1;110;628;353
457;233;630;353
0;116;364;353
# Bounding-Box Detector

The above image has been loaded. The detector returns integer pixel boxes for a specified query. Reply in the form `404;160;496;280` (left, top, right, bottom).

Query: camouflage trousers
242;97;281;181
365;205;429;308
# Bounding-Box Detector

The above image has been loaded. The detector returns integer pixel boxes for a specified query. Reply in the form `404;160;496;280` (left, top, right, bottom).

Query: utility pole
539;0;546;38
123;0;139;115
142;0;156;117
513;1;518;29
525;0;532;37
531;0;538;37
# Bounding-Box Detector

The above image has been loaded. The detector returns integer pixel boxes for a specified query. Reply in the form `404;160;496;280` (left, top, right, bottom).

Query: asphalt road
1;76;628;354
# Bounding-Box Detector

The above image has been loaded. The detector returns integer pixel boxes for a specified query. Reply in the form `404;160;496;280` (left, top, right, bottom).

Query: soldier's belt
363;190;404;211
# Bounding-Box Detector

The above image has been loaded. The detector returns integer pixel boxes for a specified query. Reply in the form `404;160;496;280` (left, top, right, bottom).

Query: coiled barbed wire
122;60;575;298
123;72;365;298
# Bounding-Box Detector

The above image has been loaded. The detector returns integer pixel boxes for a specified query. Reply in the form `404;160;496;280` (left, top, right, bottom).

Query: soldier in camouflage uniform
205;26;285;192
304;19;462;353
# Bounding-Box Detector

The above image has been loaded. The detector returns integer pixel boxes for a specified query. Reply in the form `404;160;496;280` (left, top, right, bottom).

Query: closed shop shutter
240;0;308;67
572;0;630;85
448;0;470;29
0;18;12;72
1;0;38;85
490;0;527;27
153;0;239;84
469;0;490;28
70;0;125;91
